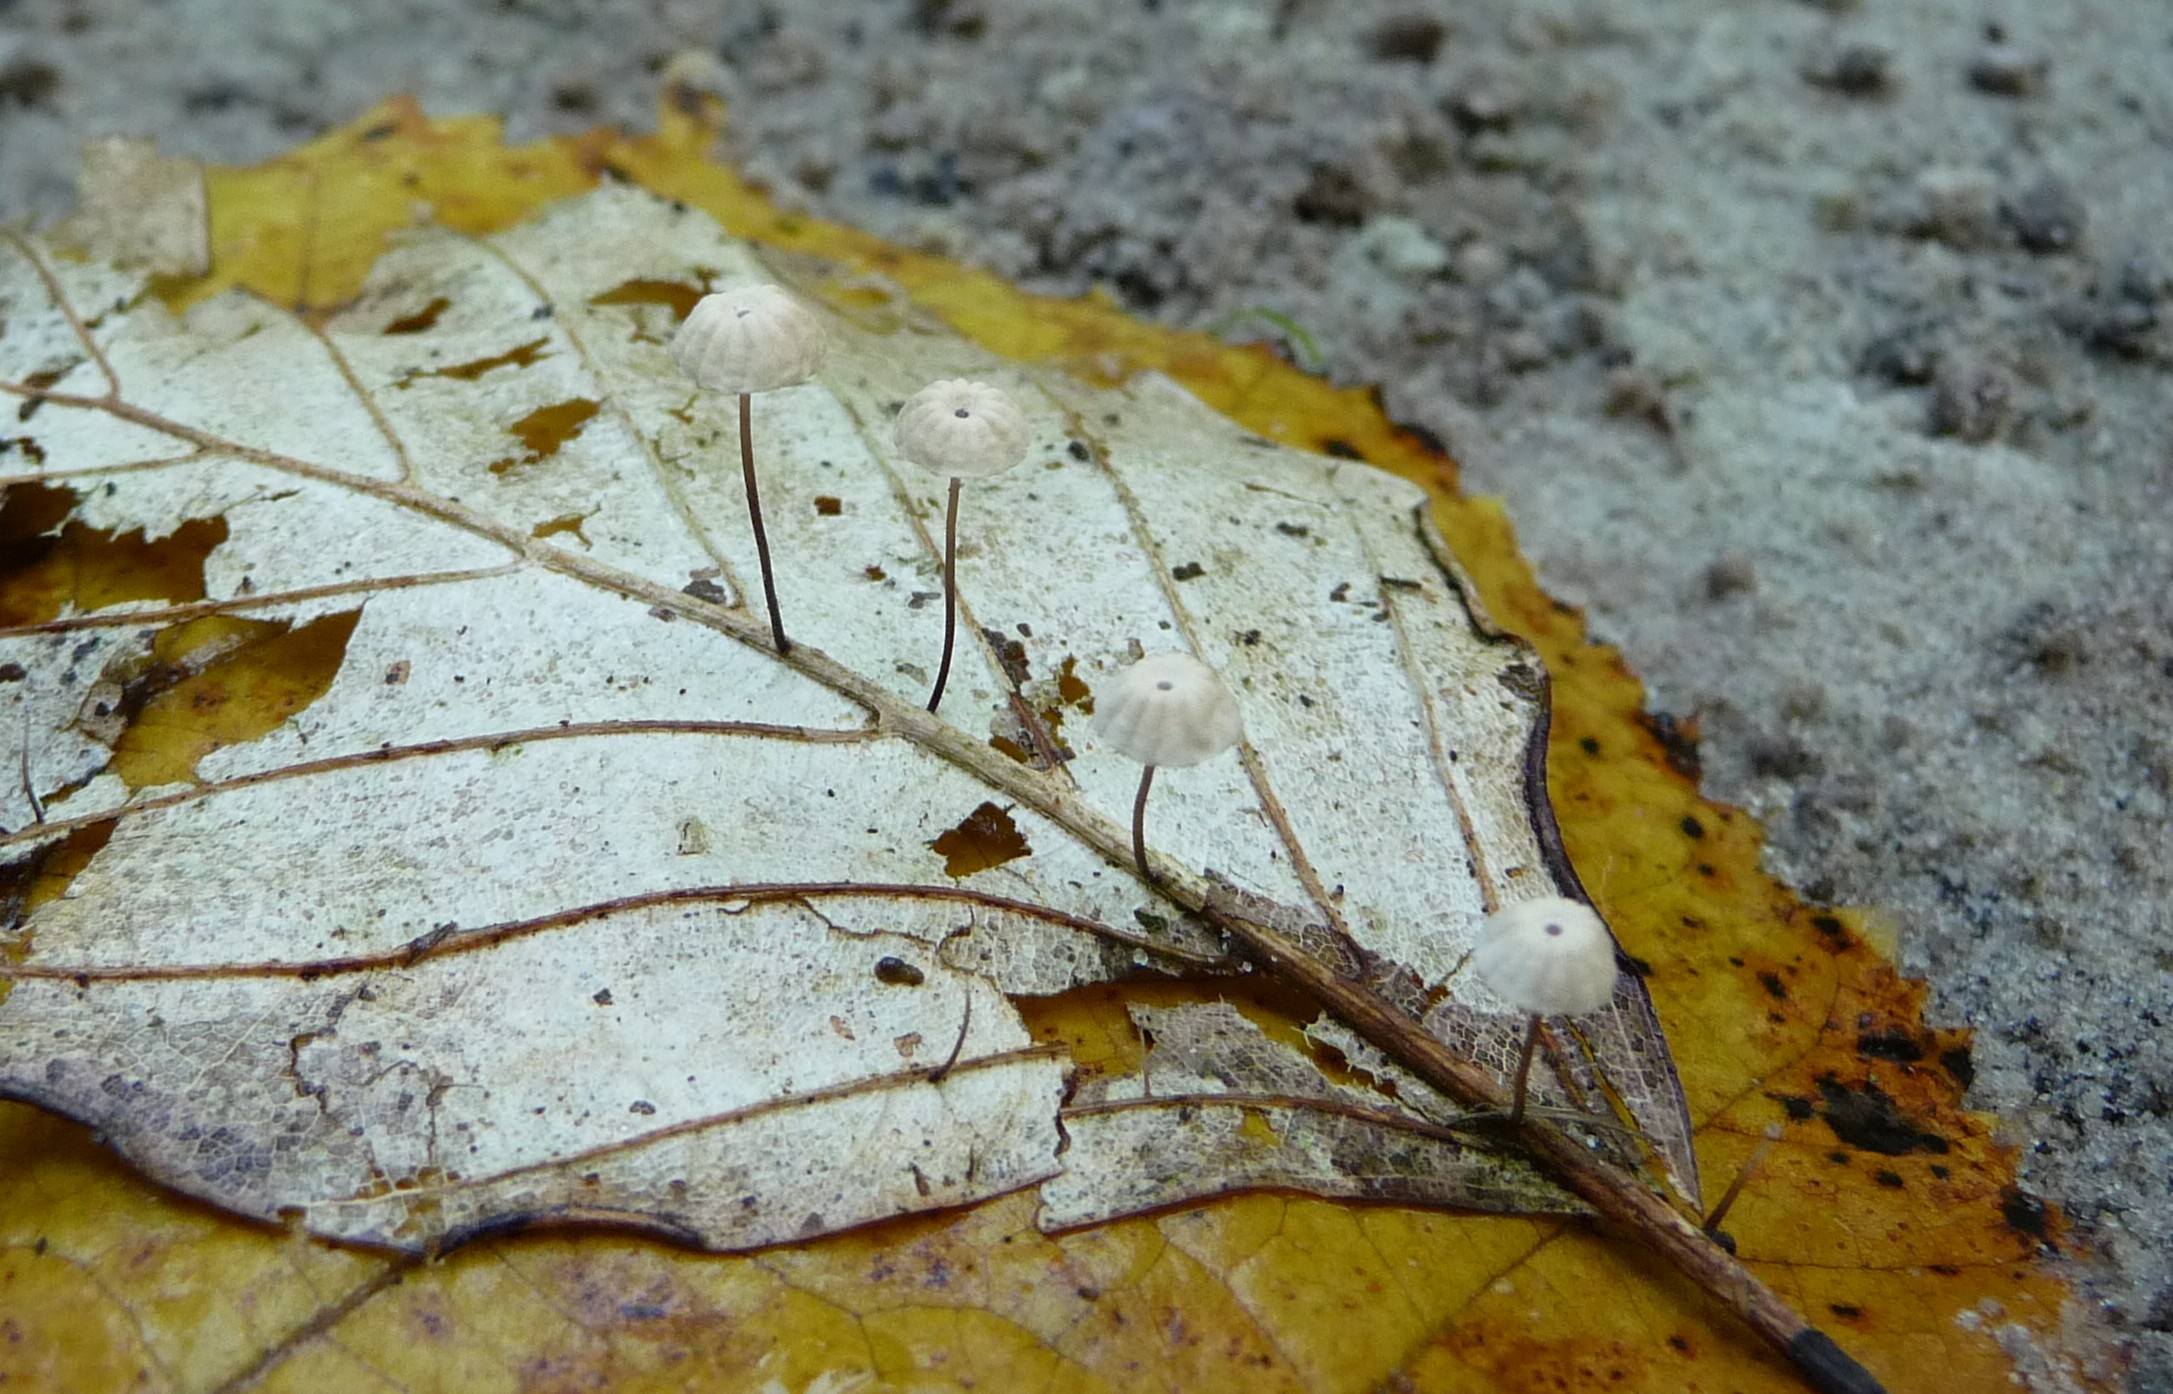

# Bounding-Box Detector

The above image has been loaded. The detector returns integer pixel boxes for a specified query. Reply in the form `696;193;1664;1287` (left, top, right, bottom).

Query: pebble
1353;216;1451;283
1928;359;2014;443
1969;42;2047;97
2003;177;2086;255
1804;45;1895;98
1912;166;2000;248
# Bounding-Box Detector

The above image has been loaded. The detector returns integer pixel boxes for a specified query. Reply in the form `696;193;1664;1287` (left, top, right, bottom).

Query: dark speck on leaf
2001;1186;2052;1242
1636;710;1702;779
1172;562;1205;581
1816;1075;1951;1155
682;577;727;604
1857;1030;1925;1063
874;957;925;987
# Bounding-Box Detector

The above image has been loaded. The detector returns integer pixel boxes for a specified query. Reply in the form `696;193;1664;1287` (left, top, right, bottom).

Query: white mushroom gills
1092;652;1245;883
893;380;1032;713
1470;895;1621;1123
669;284;829;652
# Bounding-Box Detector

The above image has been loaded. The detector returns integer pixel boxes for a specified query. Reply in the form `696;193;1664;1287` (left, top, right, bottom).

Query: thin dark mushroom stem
1130;764;1156;883
1507;1013;1543;1124
1703;1129;1780;1237
738;391;789;654
926;477;963;712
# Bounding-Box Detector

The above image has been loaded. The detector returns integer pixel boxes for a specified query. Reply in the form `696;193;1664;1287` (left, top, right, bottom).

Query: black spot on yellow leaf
929;802;1030;878
1636;709;1702;780
2001;1186;2053;1243
1814;1075;1950;1156
1855;1030;1925;1063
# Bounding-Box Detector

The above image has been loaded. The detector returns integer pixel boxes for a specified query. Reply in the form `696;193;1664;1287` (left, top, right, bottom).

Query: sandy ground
3;0;2170;1386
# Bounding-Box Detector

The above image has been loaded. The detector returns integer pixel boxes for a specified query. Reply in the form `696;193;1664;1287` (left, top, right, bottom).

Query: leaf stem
739;391;789;654
927;477;962;712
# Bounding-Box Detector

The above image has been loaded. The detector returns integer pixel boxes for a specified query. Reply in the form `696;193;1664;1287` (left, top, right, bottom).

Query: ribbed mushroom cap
669;284;827;394
1093;653;1244;769
1471;897;1619;1016
894;379;1031;480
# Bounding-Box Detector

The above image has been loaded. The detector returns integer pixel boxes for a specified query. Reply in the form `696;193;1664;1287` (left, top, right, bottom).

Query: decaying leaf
0;180;1692;1252
0;98;2104;1394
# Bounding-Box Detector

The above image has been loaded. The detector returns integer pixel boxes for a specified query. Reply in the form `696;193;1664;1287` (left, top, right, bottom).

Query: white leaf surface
0;187;1693;1252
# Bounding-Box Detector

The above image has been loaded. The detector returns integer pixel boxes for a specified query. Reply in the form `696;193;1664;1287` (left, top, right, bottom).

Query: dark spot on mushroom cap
736;308;750;317
1156;680;1173;691
1544;922;1563;936
954;407;970;418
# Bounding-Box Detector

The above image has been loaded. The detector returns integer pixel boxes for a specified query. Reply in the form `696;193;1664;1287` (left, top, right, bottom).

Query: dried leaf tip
1094;653;1244;769
670;284;827;394
1472;897;1619;1016
895;379;1031;479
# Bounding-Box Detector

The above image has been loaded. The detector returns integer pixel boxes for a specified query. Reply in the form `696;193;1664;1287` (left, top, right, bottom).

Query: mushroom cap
1470;896;1619;1016
894;379;1031;480
669;284;827;394
1092;653;1244;769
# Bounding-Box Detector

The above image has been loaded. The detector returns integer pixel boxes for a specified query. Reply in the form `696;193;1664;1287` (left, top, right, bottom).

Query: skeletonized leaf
0;184;1692;1253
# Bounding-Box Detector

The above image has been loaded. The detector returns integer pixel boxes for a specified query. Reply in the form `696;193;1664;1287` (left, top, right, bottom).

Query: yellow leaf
0;93;2102;1393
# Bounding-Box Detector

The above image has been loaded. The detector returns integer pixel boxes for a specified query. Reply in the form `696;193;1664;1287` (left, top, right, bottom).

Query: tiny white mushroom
1470;895;1620;1123
1092;652;1244;883
893;379;1031;712
670;284;828;653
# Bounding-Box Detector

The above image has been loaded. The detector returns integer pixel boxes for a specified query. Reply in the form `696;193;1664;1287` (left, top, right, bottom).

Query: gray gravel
4;0;2170;1386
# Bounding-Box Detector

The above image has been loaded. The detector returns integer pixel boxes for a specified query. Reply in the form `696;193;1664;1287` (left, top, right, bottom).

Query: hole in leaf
0;482;228;627
382;296;450;335
530;513;592;548
394;337;550;388
588;277;711;321
107;610;362;789
488;399;600;477
1055;655;1093;713
928;802;1030;878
